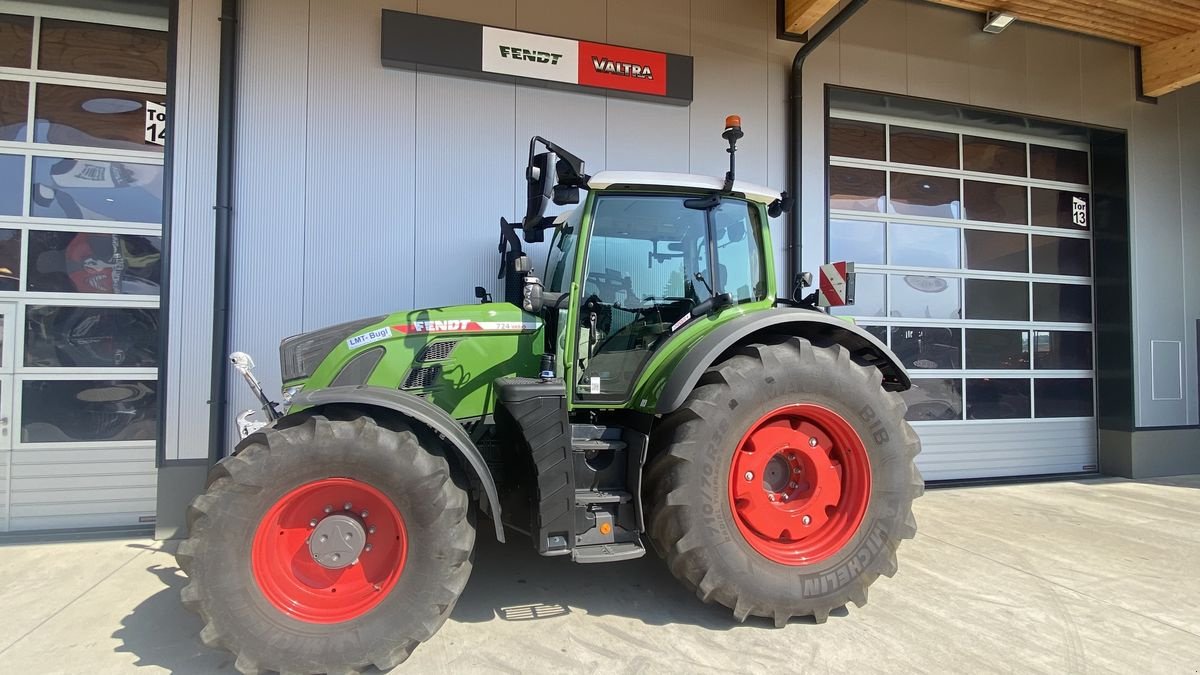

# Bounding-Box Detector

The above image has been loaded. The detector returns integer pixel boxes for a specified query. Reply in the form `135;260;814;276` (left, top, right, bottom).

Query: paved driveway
1;475;1198;674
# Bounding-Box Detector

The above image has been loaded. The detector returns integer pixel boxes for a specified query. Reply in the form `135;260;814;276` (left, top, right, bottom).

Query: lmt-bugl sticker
347;327;392;350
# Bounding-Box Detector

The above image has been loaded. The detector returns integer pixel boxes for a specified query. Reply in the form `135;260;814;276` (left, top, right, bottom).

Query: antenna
721;114;743;192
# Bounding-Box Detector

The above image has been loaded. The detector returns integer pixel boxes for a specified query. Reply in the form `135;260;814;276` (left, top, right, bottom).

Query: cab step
572;540;646;564
575;489;632;506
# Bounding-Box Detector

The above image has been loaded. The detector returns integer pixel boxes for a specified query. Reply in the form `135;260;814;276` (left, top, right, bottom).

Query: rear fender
654;308;910;415
287;385;505;542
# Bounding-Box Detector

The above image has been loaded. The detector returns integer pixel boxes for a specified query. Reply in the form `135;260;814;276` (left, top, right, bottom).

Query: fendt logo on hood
499;45;563;65
591;56;653;80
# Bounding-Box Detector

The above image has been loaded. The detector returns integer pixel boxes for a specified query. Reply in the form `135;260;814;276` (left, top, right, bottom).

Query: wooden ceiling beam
1079;0;1200;32
928;0;1170;44
1142;28;1200;96
783;0;841;35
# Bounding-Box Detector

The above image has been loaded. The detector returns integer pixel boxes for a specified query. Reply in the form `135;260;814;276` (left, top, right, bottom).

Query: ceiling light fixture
982;11;1016;34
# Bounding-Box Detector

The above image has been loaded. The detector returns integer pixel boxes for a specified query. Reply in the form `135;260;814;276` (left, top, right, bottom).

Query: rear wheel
646;337;922;626
176;410;474;674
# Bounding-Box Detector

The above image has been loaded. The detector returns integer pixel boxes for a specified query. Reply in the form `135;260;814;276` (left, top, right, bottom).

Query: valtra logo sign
578;41;667;96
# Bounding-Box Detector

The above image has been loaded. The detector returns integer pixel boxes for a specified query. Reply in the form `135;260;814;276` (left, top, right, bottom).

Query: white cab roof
588;171;782;206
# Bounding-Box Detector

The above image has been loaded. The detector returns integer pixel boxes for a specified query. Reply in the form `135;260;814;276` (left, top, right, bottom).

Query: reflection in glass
966;329;1029;369
902;378;962;421
963;180;1027;225
30;156;163;223
965;230;1028;273
1031;235;1090;276
0;229;20;291
889;222;959;269
27;230;161;294
1033;283;1092;323
39;19;169;82
0;80;28;141
1031;189;1089;229
890;126;958;169
1034;331;1093;370
25;306;159;367
863;325;887;345
1035;379;1094;417
966;378;1031;419
890;275;960;319
828;220;884;264
889;172;959;218
1030;145;1089;185
963;136;1025;177
21;379;158;442
965;279;1028;321
829;119;885;160
831;273;885;317
0;14;34;68
0;153;23;216
36;84;166;152
829;166;885;212
891;326;961;370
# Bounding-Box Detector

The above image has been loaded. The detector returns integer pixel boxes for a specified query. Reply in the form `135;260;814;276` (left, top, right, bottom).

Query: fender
655;308;910;415
288;385;505;542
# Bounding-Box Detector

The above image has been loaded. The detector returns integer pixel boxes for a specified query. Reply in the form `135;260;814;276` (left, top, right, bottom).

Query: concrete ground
1;476;1198;674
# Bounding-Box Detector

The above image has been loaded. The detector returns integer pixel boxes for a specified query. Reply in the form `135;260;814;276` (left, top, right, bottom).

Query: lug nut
789;482;797;489
744;471;754;481
319;534;328;543
808;437;818;447
373;583;382;591
324;505;333;514
360;510;369;518
365;543;373;552
343;502;353;511
309;518;318;527
368;525;377;534
331;553;341;561
802;515;812;526
781;494;789;501
768;494;776;502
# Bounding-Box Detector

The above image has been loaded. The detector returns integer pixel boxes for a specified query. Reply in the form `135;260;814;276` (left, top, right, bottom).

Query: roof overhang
781;0;1200;98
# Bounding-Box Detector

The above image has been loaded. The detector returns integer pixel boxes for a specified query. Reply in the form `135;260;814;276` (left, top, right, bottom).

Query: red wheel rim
251;478;407;623
727;404;871;565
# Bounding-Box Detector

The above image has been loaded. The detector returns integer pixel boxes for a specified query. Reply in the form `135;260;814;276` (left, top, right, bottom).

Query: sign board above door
380;10;693;105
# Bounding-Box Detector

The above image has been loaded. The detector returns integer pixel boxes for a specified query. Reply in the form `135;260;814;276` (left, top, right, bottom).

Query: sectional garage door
825;109;1097;481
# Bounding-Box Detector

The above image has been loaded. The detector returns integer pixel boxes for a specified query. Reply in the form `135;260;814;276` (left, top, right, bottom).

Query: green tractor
177;117;922;674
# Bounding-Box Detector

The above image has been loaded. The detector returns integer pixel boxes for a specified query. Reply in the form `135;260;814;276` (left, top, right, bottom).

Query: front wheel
176;410;475;674
646;337;922;626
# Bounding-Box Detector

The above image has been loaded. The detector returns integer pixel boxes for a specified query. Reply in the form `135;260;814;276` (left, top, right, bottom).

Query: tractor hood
282;302;544;420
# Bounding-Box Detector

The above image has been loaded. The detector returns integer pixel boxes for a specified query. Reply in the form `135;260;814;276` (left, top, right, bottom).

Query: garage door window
826;112;1094;425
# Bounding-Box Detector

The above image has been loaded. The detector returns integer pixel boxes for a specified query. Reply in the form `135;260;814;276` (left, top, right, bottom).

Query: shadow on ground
113;529;815;672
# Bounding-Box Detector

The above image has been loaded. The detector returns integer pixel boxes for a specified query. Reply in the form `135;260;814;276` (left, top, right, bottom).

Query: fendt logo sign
380;11;693;104
483;27;578;83
498;45;563;65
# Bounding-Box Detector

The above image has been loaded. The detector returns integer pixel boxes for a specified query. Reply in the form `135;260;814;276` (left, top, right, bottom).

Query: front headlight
279;316;384;382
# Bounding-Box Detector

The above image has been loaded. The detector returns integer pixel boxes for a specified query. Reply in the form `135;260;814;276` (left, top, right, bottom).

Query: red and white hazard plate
817;261;856;308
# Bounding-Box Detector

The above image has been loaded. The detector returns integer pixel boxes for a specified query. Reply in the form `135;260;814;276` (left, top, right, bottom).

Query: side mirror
523;150;554;230
552;183;579;206
474;286;492;303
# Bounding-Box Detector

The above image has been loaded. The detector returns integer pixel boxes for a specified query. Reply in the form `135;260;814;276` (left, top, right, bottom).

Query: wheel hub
728;404;872;566
308;514;366;569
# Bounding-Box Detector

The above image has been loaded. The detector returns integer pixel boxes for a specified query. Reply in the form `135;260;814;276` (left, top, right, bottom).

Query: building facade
0;0;1195;535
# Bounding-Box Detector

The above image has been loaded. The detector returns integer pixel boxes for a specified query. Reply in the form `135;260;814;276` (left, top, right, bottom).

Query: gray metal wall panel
606;0;689;54
966;16;1027;112
905;0;971;105
164;0;221;461
413;72;516;307
417;0;515;27
227;0;311;425
1180;86;1200;425
1130;95;1187;426
302;0;418;329
1024;25;1082;123
688;0;769;186
838;0;907;95
1079;36;1133;130
517;0;605;43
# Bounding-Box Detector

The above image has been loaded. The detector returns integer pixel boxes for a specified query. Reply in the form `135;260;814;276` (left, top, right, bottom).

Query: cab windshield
576;194;766;401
